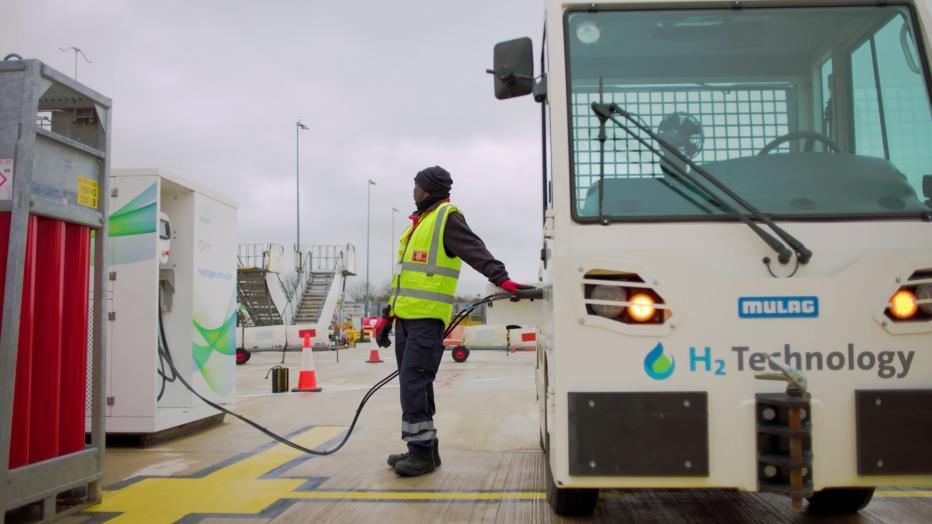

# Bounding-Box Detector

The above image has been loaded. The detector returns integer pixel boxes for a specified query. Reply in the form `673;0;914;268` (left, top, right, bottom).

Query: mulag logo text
738;296;818;318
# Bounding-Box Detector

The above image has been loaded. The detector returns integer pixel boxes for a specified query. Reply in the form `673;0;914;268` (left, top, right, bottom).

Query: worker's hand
374;308;393;348
500;279;533;295
374;318;392;348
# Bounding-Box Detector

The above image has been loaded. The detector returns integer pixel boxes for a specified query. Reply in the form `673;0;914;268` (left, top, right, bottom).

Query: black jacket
442;212;509;286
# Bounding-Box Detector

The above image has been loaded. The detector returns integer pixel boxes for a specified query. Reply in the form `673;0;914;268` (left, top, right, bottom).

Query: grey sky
5;0;544;296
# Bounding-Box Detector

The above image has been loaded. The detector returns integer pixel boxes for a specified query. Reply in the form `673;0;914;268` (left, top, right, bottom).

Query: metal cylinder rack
0;58;109;523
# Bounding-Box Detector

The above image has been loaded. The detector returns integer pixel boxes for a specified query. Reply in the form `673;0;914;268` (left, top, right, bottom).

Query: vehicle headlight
627;293;657;322
889;289;919;320
589;285;626;319
917;284;932;315
582;270;671;326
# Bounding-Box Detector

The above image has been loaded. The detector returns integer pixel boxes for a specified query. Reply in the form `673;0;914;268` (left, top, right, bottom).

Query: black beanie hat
414;166;453;197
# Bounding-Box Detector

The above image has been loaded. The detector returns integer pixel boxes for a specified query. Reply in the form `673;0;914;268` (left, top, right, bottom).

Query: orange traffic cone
367;348;384;363
366;338;384;363
292;331;322;392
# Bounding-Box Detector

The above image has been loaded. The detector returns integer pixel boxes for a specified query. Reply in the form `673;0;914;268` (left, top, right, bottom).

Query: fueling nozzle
513;286;544;301
755;353;807;395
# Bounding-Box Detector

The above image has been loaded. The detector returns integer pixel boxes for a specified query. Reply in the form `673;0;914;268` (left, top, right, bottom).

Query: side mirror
487;37;534;100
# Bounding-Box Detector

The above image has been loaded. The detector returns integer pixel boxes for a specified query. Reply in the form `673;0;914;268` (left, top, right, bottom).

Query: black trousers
394;317;445;452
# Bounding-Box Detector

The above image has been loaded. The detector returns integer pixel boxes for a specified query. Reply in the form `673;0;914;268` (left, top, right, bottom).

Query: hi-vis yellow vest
389;202;462;326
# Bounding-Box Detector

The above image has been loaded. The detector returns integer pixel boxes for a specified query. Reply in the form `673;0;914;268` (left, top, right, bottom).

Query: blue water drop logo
644;342;675;380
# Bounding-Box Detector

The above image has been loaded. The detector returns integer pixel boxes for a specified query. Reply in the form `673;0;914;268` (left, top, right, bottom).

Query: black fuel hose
156;289;538;455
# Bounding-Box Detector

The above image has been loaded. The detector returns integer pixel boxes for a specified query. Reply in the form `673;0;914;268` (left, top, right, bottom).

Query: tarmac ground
36;342;932;523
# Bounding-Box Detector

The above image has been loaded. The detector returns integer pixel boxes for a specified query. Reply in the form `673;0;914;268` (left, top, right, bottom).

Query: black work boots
387;444;441;477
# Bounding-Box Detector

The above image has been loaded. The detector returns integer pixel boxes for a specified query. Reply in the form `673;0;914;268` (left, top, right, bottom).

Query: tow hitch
755;355;813;510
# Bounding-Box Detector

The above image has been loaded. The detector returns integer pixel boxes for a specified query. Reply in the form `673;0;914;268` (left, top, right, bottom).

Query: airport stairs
237;244;356;350
236;244;288;328
294;271;335;324
237;268;284;327
291;245;355;334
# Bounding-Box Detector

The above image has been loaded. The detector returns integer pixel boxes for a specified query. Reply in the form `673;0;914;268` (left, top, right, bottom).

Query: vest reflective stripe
399;262;460;278
403;430;437;443
402;420;435;433
427;204;446;266
395;287;457;304
390;202;462;325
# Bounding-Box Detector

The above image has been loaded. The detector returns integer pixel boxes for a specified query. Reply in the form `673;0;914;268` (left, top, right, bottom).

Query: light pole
365;179;377;316
296;120;308;273
391;207;399;278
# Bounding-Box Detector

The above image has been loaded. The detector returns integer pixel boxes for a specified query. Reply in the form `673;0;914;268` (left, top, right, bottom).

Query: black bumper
856;389;932;475
568;391;709;476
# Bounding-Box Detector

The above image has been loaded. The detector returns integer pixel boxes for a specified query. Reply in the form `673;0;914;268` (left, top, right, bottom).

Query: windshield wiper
591;102;812;265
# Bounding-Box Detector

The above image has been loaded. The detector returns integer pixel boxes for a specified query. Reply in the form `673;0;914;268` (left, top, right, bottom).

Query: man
373;165;529;477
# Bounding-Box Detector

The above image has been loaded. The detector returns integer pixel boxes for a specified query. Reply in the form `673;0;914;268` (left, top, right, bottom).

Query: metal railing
308;245;344;272
237;243;284;270
285;247;313;322
286;244;350;324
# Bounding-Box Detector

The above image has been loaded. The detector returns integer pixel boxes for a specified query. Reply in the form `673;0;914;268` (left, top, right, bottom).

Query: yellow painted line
290;489;932;501
290;491;546;501
84;426;345;524
874;490;932;498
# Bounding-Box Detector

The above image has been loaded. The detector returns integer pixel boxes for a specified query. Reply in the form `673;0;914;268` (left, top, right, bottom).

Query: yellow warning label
77;176;98;208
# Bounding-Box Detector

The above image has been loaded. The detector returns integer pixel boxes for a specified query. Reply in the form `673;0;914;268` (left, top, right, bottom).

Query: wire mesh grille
570;85;795;214
854;82;932;185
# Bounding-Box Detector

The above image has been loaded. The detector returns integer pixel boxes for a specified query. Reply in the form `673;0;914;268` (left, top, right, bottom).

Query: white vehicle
489;0;932;516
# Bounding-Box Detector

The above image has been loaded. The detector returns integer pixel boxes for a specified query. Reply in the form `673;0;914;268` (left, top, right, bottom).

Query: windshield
565;6;932;220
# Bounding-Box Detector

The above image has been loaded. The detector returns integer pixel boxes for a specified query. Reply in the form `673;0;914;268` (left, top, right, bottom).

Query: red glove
500;279;533;295
374;308;393;348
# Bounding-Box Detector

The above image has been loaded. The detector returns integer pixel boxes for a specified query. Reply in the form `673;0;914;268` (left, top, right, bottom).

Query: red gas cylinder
1;213;91;469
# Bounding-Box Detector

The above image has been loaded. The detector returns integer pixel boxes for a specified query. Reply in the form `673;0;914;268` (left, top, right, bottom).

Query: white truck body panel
538;0;932;492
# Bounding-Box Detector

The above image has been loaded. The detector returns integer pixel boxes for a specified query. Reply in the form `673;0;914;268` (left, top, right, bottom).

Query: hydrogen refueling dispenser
95;168;238;435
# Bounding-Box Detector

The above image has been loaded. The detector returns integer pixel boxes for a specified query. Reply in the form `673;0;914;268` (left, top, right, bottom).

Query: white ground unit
489;0;932;516
94;168;238;434
460;325;539;350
